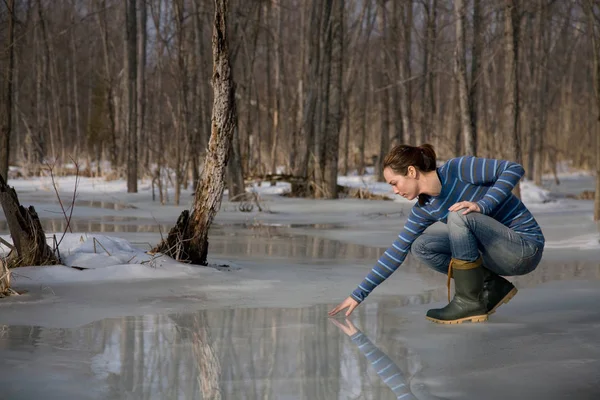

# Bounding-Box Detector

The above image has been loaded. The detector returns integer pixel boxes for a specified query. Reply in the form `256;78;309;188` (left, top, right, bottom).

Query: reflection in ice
0;305;413;400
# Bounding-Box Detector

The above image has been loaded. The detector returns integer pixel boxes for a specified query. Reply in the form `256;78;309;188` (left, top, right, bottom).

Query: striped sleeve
350;332;416;399
350;206;433;303
453;156;525;215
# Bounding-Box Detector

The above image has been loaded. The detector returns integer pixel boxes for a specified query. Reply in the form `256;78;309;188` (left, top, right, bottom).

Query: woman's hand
328;296;359;317
448;201;481;215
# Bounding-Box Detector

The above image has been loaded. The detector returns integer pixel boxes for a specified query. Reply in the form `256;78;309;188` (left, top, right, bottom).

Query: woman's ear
407;166;416;178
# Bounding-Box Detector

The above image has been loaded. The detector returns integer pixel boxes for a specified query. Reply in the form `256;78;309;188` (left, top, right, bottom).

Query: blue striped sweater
351;156;545;303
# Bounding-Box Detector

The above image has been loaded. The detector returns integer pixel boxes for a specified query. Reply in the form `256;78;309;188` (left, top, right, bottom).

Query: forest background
0;0;599;218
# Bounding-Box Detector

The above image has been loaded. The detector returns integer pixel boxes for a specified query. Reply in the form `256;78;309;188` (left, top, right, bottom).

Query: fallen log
0;174;58;269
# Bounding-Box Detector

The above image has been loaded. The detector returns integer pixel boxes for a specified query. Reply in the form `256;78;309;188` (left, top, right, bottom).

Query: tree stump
151;210;208;265
0;174;58;268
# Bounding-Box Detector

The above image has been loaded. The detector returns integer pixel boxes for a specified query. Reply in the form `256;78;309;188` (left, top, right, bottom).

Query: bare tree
153;0;238;265
397;0;414;145
137;0;147;173
125;0;138;192
454;0;476;155
0;0;15;181
584;0;600;221
376;0;390;182
504;0;521;198
420;0;438;145
322;0;344;198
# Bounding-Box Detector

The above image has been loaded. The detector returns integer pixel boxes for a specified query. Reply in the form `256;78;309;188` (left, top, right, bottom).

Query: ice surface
0;170;598;399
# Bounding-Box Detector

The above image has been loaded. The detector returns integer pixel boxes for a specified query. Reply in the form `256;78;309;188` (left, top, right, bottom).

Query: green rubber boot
482;268;518;315
426;257;488;324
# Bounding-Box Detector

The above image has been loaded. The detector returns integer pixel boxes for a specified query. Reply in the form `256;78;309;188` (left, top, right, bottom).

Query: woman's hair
383;144;437;206
383;143;437;175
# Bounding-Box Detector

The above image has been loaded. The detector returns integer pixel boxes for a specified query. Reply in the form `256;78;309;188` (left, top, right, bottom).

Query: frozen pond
1;172;599;399
1;225;600;399
1;279;600;400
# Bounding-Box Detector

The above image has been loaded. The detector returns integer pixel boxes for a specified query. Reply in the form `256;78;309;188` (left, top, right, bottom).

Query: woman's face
383;166;419;200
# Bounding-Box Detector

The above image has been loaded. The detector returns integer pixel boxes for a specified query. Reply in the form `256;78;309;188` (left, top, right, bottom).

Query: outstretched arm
350;206;434;303
452;156;525;215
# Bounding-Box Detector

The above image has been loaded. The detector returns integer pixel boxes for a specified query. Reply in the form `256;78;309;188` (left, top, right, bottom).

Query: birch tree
153;0;238;265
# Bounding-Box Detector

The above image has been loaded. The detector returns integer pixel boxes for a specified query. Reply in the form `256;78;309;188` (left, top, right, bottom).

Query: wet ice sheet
0;306;404;400
1;280;599;400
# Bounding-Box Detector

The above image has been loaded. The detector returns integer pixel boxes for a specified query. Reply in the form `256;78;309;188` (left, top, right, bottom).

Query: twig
53;234;61;263
58;158;80;248
0;237;15;250
46;161;72;234
93;238;111;256
150;213;164;242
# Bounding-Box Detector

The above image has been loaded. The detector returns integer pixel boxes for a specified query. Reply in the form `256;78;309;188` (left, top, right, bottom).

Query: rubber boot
426;257;488;324
482;268;518;315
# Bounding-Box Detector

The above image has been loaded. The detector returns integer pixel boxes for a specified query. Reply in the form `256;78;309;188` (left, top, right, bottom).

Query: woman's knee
410;235;429;259
447;210;469;226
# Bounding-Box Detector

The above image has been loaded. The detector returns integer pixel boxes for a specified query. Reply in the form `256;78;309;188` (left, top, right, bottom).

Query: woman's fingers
449;201;480;214
448;202;466;212
345;301;358;316
329;300;348;316
329;297;359;317
328;303;343;316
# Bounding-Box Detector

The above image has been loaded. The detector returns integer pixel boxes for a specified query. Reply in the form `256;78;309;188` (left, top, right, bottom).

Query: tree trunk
1;0;16;181
532;0;549;187
193;0;210;172
421;0;437;145
98;0;118;169
313;0;333;198
174;0;189;205
270;0;283;175
294;0;322;196
322;0;343;198
70;19;82;158
585;1;600;221
226;126;246;200
504;0;521;198
376;1;390;182
125;0;138;193
136;0;147;174
153;0;237;265
470;0;481;153
454;0;476;156
0;174;58;268
398;0;414;144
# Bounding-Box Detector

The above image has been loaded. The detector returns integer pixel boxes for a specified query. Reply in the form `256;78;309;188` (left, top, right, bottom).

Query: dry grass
0;256;19;298
566;190;595;200
341;186;392;201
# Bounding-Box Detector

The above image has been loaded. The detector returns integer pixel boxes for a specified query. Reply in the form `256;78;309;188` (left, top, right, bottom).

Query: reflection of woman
331;319;418;400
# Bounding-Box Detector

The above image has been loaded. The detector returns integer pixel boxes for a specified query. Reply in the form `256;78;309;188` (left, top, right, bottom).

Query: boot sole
425;314;488;324
488;287;518;315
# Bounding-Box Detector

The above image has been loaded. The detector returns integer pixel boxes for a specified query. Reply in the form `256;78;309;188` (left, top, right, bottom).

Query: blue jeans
411;211;544;276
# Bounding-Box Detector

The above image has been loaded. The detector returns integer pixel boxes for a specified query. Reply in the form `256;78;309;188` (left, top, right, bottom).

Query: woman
329;144;545;324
